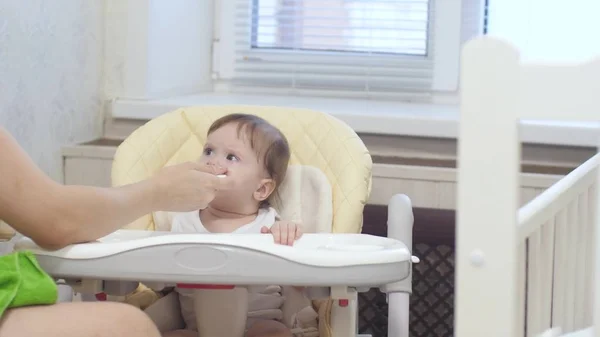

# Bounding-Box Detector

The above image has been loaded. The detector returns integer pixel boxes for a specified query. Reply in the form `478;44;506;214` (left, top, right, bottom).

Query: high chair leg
56;281;74;303
329;299;358;337
383;194;414;337
330;287;358;337
387;293;409;337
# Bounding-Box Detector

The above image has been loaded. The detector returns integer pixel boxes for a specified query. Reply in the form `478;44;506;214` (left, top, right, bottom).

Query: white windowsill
111;93;600;147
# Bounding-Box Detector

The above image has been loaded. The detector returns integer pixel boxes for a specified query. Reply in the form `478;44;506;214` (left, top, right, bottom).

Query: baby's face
201;122;268;204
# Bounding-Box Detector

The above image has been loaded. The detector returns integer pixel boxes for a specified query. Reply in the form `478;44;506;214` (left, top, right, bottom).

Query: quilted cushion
111;105;372;234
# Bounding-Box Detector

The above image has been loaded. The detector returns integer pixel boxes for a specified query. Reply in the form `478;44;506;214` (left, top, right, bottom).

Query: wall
0;1;104;182
488;0;600;63
103;0;213;100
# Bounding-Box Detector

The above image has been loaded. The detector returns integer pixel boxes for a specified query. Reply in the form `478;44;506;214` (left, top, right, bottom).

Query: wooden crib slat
565;200;580;332
525;220;555;337
527;232;542;337
575;192;589;330
587;183;598;326
518;241;527;337
541;220;555;332
552;209;568;331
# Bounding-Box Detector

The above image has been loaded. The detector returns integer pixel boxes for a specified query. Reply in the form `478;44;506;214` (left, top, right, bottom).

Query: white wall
147;0;213;97
0;1;104;182
103;0;213;100
488;0;600;63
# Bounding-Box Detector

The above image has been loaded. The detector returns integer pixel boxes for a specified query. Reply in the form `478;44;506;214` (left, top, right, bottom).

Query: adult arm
0;128;228;250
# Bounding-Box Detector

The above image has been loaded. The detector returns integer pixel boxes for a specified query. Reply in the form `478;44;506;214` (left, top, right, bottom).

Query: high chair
11;105;416;337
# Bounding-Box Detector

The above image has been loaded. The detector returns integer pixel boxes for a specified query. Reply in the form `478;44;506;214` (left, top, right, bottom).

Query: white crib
456;36;600;337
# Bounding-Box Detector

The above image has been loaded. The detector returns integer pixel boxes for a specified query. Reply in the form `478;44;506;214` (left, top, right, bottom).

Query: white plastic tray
15;230;411;287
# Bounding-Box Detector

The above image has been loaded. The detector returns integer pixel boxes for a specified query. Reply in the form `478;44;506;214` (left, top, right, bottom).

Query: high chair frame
82;107;416;337
456;36;600;337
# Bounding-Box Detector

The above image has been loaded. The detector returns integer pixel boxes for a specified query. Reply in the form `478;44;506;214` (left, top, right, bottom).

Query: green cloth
0;250;57;317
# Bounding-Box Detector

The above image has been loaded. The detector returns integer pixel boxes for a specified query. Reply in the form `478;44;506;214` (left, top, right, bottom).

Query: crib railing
517;153;600;337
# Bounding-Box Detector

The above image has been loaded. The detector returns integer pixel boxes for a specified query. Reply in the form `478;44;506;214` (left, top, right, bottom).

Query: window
213;0;487;102
252;0;430;56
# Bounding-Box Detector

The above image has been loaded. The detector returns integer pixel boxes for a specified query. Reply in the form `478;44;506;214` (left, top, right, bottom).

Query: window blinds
225;0;482;101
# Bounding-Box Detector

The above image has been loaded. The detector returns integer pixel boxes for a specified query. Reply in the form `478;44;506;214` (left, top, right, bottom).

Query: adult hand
149;162;232;212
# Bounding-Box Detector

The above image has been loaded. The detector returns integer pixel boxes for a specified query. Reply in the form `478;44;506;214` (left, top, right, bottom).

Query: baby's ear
254;178;276;202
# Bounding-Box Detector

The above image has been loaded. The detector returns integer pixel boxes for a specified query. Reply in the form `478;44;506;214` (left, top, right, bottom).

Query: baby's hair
207;113;291;205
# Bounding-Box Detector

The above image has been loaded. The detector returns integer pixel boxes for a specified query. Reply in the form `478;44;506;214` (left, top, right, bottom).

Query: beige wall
0;1;105;182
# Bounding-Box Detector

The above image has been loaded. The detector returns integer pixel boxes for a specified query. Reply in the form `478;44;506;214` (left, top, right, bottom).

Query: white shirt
170;207;278;234
170;207;284;331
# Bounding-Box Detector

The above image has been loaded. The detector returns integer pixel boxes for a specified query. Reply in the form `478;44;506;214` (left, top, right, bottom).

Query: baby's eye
203;148;213;156
226;154;239;162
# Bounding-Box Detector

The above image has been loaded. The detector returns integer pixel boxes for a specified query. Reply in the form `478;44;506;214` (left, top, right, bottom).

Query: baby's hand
261;220;303;246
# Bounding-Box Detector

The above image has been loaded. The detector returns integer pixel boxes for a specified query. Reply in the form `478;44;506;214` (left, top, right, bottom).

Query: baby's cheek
226;165;249;176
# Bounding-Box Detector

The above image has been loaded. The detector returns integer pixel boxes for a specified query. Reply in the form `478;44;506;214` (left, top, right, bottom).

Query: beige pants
144;289;252;336
144;292;186;333
144;288;318;337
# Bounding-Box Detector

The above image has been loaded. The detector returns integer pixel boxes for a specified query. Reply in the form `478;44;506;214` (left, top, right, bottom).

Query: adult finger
192;162;227;175
208;165;227;175
178;161;207;172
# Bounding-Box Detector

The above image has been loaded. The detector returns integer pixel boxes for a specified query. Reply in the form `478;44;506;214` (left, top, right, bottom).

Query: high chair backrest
111;105;373;234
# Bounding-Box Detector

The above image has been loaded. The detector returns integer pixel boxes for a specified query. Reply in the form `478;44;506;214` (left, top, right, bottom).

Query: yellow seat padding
111;105;373;234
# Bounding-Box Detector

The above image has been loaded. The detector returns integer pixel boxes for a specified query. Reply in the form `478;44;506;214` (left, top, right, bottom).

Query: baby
164;113;305;337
